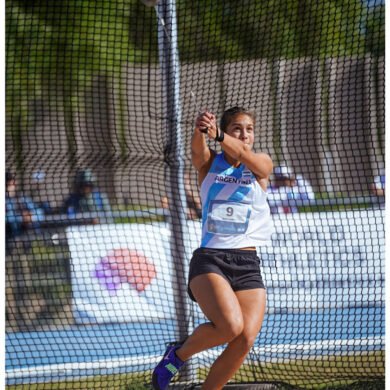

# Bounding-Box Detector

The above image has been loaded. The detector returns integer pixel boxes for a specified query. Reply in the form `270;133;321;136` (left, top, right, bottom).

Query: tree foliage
364;4;385;56
6;0;384;138
177;0;372;60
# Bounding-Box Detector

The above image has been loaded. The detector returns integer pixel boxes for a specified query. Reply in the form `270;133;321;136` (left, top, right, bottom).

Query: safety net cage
5;0;384;389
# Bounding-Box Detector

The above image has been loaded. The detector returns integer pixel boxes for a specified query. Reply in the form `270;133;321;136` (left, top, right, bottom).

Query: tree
364;4;385;56
6;0;158;165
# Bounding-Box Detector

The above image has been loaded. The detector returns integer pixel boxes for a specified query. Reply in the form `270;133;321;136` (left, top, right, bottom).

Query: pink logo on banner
93;248;157;295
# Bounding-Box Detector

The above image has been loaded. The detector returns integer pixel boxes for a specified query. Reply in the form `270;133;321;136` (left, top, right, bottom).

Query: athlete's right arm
191;112;216;184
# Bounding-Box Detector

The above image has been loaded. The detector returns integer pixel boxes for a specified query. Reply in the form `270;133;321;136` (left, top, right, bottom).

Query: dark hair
219;106;256;132
74;169;96;188
6;170;15;183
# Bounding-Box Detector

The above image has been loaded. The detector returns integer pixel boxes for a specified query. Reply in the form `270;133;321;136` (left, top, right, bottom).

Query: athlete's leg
201;288;266;390
176;273;245;362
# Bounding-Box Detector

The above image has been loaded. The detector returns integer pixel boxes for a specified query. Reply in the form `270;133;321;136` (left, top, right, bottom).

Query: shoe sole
152;372;161;390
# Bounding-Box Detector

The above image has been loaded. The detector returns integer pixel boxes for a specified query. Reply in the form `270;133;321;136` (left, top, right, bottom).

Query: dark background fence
7;58;385;209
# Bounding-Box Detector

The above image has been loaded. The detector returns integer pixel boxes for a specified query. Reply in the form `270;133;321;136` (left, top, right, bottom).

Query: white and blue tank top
200;152;273;249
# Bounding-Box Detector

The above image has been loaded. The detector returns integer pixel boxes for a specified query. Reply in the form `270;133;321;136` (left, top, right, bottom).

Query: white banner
259;208;385;310
186;208;385;313
67;209;384;322
67;223;174;323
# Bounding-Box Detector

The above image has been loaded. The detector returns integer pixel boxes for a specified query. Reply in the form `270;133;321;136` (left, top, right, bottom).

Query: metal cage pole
156;0;195;383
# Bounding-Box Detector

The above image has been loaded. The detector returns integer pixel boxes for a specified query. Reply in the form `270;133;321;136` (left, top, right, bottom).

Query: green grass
7;351;384;390
227;351;385;389
113;215;165;224
112;204;166;224
6;372;151;390
298;202;373;213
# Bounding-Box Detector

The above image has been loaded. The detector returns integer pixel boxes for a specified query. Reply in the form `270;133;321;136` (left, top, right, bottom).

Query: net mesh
5;0;384;388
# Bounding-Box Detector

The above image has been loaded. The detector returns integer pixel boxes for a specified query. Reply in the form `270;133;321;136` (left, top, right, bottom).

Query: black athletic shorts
187;247;265;302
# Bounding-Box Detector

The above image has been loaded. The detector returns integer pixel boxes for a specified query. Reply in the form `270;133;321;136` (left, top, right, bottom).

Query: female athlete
153;106;274;389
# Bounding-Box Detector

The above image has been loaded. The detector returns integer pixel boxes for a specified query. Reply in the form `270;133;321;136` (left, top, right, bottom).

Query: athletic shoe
152;342;185;390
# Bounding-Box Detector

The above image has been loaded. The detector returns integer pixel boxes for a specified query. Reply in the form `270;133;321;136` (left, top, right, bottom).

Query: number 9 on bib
207;200;251;235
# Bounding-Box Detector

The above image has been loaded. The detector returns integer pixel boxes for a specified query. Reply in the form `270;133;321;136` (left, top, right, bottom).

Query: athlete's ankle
174;346;186;362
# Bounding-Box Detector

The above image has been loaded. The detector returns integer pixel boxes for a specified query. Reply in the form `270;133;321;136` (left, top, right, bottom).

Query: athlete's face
225;114;255;149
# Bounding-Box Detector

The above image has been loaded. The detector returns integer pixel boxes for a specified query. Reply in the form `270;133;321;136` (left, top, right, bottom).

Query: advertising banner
67;209;384;322
67;223;174;323
258;209;385;310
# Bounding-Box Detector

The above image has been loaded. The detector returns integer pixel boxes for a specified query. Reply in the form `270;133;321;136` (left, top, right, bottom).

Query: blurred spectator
30;170;52;214
160;195;170;210
160;171;202;220
268;165;315;214
63;169;111;221
370;172;385;196
6;171;45;239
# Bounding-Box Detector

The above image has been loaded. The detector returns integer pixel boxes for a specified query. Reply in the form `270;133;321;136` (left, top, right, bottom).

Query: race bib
207;200;251;235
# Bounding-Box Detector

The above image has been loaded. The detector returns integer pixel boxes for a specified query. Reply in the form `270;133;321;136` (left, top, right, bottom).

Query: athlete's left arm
220;133;273;181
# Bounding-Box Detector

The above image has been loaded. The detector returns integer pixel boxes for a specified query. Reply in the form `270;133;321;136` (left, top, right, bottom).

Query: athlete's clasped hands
195;111;220;140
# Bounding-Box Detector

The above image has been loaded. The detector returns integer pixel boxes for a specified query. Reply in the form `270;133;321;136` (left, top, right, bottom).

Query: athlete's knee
235;330;258;352
217;316;244;342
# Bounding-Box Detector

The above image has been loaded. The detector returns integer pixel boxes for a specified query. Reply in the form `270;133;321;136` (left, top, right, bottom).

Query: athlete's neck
223;152;241;168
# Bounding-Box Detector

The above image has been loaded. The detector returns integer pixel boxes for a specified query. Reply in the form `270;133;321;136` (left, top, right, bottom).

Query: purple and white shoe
152;342;185;390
